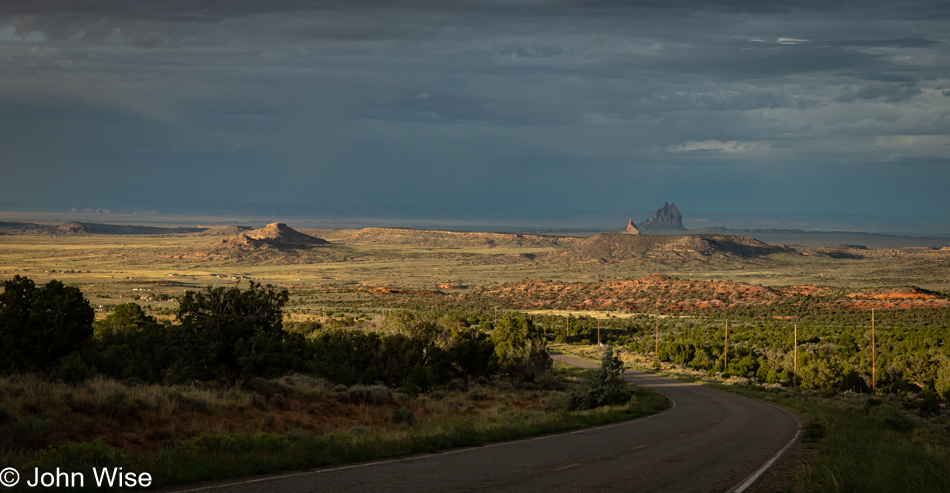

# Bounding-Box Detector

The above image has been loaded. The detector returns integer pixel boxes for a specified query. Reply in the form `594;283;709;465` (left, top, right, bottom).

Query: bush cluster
0;278;556;395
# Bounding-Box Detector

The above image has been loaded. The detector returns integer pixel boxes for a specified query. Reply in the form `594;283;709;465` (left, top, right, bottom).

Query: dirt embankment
840;287;949;309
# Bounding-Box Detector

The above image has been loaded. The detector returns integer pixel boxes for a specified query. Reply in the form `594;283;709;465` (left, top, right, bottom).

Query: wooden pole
794;324;798;388
872;309;876;395
724;320;729;372
567;314;570;338
597;317;601;345
655;314;659;360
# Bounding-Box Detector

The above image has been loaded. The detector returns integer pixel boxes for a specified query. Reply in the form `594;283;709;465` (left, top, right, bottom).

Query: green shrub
243;378;287;400
341;385;392;406
0;416;54;451
534;369;564;391
467;389;489;401
568;346;632;411
870;405;915;432
27;438;138;472
391;407;416;425
544;392;572;411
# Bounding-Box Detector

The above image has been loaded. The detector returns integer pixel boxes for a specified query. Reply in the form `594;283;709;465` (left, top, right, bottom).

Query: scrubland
2;226;950;491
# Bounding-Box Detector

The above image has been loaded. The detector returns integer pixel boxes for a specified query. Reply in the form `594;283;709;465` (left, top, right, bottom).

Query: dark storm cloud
836;83;923;103
1;0;949;218
828;38;940;48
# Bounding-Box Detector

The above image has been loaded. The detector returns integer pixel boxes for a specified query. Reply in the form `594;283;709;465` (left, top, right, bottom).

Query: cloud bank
0;0;948;219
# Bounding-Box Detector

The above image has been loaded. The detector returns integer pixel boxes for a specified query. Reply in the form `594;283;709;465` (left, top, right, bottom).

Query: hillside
213;222;328;251
691;228;950;249
0;221;55;235
306;227;578;249
570;234;788;261
196;225;251;236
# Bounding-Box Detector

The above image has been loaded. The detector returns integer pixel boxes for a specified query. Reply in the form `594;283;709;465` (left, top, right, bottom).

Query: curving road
168;355;800;493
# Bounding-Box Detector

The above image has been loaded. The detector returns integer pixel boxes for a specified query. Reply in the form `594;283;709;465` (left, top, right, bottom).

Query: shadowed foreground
166;356;799;493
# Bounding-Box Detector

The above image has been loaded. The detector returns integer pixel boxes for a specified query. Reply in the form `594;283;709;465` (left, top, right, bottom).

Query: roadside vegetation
0;276;667;490
559;344;950;493
709;383;950;493
530;304;950;401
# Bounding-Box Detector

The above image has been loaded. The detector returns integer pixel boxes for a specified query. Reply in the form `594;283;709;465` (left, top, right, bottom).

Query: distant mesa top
247;222;323;242
639;202;686;232
215;222;328;250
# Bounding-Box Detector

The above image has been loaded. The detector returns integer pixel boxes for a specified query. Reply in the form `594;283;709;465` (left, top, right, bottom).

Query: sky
1;1;949;230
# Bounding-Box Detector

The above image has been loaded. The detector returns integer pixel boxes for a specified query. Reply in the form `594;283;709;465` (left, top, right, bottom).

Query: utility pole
597;317;601;345
872;309;877;394
724;320;729;372
567;313;570;338
655;313;659;361
794;324;798;388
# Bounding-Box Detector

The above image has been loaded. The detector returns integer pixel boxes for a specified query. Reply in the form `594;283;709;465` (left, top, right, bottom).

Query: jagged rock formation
639;202;686;232
214;222;328;250
623;220;641;235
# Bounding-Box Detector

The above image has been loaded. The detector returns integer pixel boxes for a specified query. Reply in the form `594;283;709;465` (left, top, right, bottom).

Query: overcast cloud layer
1;1;949;226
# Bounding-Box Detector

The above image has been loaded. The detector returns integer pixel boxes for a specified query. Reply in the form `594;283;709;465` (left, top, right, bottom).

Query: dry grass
3;230;949;298
0;374;564;459
2;230;949;329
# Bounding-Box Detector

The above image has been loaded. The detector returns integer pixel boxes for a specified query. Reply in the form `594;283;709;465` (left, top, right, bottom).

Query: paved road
168;356;799;493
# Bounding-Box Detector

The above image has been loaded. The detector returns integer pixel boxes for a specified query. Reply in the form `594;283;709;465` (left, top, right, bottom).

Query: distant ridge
0;221;54;234
0;221;206;235
688;227;950;249
197;225;252;236
316;227;576;249
55;222;204;235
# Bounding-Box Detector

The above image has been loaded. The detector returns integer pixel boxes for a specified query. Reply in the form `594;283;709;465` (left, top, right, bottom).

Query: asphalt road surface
168;355;800;493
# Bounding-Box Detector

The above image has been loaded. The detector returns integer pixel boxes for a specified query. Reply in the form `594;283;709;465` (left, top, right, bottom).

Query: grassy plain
2;226;950;491
1;229;948;321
